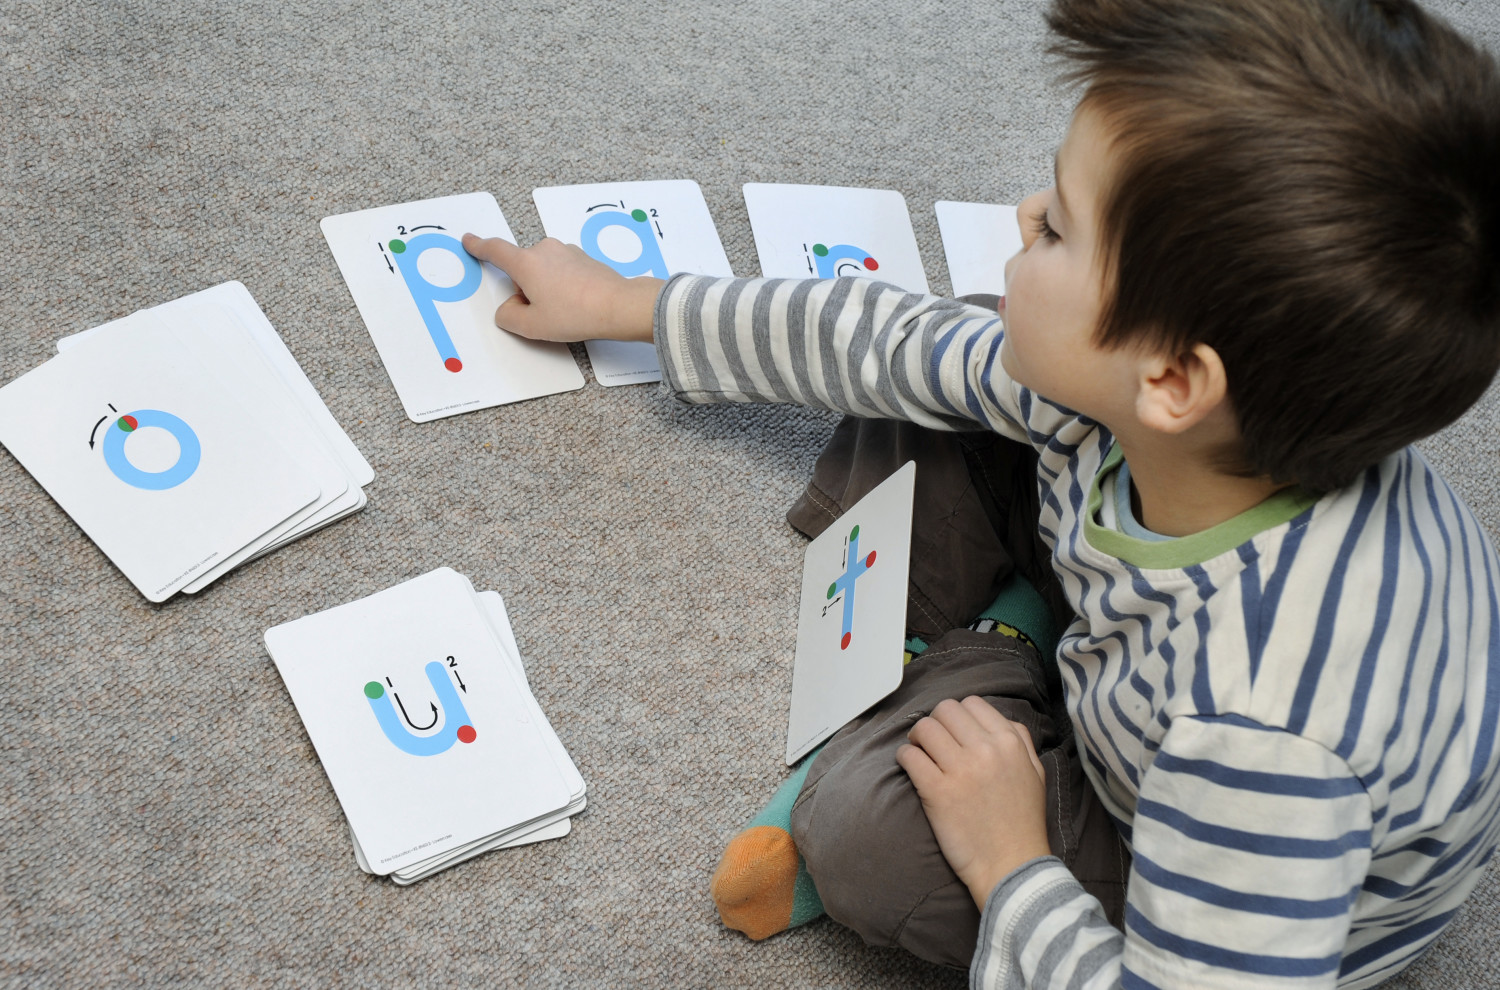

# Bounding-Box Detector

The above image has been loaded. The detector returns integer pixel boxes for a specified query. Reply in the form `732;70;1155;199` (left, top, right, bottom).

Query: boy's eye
1031;208;1060;242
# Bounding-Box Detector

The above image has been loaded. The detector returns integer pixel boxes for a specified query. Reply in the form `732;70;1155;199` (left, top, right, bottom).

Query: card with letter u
321;192;584;422
264;568;573;874
785;461;915;764
532;180;733;386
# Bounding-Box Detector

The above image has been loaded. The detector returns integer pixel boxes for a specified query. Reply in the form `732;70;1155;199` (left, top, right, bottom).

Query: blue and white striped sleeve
652;273;1036;443
973;717;1372;990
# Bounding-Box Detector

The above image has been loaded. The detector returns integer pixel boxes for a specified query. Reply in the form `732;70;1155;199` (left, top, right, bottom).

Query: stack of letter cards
785;461;916;764
934;200;1023;298
533;180;734;386
264;567;585;885
744;183;932;294
321;192;585;422
0;281;373;602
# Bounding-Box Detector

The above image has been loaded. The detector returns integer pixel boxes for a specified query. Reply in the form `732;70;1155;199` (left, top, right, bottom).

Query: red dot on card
840;632;852;650
444;358;463;373
866;551;876;567
457;725;476;743
863;257;879;271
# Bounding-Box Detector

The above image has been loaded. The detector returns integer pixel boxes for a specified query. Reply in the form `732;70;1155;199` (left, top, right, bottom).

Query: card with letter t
321;192;584;422
532;180;733;386
785;461;915;765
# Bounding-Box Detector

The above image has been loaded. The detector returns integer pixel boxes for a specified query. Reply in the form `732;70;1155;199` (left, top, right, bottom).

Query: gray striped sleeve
972;857;1121;990
653;273;1031;438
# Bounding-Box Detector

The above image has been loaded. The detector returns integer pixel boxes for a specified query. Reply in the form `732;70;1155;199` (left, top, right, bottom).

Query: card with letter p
321;192;584;422
785;461;915;765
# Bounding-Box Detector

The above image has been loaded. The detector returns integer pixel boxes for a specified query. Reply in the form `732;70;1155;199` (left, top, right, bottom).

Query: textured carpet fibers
3;1;1499;986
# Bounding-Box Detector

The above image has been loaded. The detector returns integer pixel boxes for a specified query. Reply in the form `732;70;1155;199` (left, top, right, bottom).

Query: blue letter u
364;661;474;757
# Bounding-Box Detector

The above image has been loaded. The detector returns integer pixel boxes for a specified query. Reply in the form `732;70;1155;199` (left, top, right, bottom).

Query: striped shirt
653;274;1500;990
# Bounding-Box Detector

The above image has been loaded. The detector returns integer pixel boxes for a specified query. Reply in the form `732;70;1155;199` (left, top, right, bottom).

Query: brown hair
1047;0;1500;491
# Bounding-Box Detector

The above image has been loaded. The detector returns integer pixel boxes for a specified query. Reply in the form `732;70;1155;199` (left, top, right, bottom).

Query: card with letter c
743;183;930;295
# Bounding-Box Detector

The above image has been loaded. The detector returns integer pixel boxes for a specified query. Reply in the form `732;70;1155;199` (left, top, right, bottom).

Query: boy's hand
897;696;1053;910
460;234;662;345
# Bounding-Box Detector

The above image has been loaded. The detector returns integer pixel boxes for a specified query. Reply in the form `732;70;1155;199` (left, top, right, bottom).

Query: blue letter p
390;232;484;373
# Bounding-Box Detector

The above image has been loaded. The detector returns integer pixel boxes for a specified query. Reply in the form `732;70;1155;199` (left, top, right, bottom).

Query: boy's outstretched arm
461;234;661;344
465;235;1053;443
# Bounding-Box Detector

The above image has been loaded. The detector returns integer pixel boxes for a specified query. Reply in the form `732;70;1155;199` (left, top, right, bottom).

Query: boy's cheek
998;335;1024;383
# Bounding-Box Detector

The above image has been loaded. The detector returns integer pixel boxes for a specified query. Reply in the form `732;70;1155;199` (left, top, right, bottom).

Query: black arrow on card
394;693;439;730
378;242;393;273
408;224;445;232
452;669;466;693
655;221;664;239
88;415;108;449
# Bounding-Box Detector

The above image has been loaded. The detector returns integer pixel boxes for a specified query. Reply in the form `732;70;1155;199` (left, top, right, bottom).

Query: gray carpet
3;1;1498;986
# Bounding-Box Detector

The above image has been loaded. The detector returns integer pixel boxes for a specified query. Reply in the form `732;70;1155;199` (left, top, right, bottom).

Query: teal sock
971;571;1059;657
905;572;1059;660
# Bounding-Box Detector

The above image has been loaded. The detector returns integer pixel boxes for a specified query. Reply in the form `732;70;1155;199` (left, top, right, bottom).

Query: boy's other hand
460;234;662;345
897;696;1052;910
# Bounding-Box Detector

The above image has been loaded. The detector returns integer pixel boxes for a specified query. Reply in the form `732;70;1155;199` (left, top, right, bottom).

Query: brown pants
784;415;1130;970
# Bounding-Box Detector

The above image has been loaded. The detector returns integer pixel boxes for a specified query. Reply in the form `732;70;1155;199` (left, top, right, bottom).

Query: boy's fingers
1009;721;1048;781
908;714;962;769
961;695;1013;733
896;742;941;789
462;233;526;277
493;291;535;337
930;697;989;747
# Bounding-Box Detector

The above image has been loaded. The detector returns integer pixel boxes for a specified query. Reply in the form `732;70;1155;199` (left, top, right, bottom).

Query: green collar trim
1083;445;1320;569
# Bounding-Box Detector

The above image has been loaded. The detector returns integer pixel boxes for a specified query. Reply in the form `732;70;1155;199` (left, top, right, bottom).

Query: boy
463;0;1500;984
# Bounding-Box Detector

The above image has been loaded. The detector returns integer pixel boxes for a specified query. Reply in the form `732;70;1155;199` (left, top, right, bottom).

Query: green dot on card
389;239;405;254
364;681;384;699
850;524;860;540
631;209;648;222
827;582;837;599
813;243;829;257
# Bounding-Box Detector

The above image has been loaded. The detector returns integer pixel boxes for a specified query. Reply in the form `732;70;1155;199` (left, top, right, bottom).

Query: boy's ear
1135;343;1229;435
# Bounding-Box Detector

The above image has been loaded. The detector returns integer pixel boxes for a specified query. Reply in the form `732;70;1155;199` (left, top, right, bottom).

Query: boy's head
1034;0;1500;492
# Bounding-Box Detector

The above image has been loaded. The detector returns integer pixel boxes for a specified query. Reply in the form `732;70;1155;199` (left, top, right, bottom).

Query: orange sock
709;755;825;940
710;826;802;939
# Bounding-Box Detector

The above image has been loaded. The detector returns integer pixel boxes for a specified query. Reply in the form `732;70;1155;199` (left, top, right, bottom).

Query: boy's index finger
461;232;526;277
